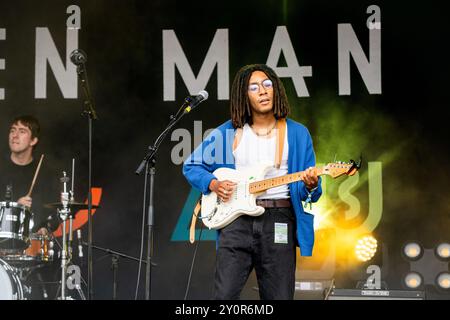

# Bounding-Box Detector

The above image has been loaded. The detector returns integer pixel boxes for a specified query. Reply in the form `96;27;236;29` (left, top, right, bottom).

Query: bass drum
0;258;23;300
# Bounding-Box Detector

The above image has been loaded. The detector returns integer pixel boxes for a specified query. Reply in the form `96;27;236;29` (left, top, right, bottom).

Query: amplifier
327;288;425;300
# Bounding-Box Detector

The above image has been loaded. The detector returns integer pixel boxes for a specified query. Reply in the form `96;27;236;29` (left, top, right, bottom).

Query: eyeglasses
248;79;273;93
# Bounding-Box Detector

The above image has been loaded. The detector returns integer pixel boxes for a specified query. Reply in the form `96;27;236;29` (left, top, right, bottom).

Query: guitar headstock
322;157;362;179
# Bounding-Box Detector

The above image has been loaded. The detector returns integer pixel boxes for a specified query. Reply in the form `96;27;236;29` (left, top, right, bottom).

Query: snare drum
24;234;54;263
2;234;54;267
0;258;24;300
0;202;32;253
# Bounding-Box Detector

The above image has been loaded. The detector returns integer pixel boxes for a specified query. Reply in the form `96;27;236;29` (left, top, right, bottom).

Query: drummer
0;115;59;235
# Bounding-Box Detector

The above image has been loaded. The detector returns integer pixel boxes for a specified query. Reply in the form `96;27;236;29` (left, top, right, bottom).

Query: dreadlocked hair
230;64;290;128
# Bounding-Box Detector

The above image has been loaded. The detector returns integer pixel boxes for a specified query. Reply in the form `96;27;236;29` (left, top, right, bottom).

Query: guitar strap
189;200;201;244
274;118;286;169
189;118;287;243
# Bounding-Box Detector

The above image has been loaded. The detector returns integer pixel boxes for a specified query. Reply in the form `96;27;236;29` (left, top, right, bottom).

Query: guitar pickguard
201;164;271;229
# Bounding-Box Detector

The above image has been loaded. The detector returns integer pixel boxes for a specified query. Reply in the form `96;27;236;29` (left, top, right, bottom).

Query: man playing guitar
183;64;322;300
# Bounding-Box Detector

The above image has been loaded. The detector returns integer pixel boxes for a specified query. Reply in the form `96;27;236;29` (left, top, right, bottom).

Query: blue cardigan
183;118;322;256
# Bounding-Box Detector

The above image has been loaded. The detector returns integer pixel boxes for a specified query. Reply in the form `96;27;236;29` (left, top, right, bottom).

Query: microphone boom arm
135;107;187;175
135;90;207;175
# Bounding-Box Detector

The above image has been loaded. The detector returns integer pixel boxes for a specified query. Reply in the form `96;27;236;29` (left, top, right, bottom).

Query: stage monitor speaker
327;288;425;300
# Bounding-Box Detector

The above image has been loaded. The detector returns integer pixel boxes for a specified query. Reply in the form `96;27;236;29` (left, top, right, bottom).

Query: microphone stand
135;97;192;300
82;242;156;300
75;61;98;300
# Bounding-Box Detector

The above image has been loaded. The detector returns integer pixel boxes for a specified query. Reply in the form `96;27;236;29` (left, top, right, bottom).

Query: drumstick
26;154;44;197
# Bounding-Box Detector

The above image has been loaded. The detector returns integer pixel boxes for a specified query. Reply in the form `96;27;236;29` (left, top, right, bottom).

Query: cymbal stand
58;172;71;300
68;217;73;259
68;159;76;260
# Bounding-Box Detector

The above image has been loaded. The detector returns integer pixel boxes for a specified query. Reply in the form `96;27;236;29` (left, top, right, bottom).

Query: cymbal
44;202;100;210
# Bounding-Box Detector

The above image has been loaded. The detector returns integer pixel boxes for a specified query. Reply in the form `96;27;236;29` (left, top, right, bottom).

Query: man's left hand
36;227;49;237
301;167;318;191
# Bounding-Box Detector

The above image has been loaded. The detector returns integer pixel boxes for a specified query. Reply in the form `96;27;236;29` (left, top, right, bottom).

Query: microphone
70;49;87;65
77;229;84;259
184;90;209;114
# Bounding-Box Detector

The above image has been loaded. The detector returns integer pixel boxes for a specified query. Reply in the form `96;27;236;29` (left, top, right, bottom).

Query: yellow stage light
355;235;377;262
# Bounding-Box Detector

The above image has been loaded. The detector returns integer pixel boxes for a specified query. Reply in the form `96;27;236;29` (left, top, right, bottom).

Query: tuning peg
354;155;363;169
348;156;363;171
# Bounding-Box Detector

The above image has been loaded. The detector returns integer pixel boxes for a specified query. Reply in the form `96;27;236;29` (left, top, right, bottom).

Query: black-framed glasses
248;79;273;93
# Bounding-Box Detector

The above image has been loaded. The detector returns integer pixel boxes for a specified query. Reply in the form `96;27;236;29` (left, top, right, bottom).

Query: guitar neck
249;167;324;194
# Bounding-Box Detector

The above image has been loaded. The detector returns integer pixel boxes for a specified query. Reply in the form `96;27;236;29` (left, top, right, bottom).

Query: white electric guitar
200;159;361;230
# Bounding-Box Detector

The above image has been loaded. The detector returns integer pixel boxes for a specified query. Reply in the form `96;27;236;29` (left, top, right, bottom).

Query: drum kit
0;201;55;299
0;168;97;300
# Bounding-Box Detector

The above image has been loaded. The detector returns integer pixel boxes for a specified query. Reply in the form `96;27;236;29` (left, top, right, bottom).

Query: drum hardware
44;202;100;211
50;235;87;301
35;271;49;299
69;274;86;300
54;168;88;300
57;171;71;300
53;273;86;301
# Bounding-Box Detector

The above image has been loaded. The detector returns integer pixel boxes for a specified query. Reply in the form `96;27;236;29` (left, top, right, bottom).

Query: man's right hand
17;196;32;208
209;179;236;202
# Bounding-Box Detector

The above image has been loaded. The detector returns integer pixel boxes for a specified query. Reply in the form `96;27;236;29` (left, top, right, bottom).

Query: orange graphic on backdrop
52;187;102;237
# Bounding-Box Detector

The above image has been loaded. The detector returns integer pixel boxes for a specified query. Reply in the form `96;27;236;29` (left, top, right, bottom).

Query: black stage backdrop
0;0;449;299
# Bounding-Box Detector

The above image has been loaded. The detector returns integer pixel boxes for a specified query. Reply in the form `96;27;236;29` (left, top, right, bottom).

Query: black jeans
214;207;297;300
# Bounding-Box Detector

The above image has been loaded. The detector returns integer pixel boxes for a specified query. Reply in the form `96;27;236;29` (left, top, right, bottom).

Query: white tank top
233;123;289;199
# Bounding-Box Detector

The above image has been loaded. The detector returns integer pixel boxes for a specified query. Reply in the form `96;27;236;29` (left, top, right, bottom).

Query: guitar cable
135;167;148;300
183;213;204;300
323;278;335;300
